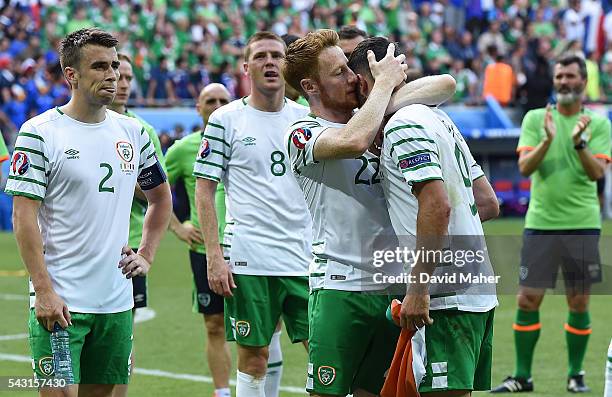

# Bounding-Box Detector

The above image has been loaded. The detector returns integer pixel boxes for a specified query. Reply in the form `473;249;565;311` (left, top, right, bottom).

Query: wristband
574;140;587;150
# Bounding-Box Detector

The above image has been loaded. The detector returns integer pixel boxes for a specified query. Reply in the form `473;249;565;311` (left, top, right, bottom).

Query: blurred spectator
482;46;516;106
477;20;508;56
172;57;198;101
586;51;602;101
520;39;553;114
449;58;478;103
563;0;585;43
147;56;176;106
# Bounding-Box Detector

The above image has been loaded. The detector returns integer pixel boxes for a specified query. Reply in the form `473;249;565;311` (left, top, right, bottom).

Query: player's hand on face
400;292;433;331
544;104;556;142
207;252;236;297
367;43;407;89
571;114;591;145
118;246;151;279
35;289;71;331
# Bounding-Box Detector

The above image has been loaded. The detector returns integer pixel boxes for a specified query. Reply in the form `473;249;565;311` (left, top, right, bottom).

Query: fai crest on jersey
116;141;134;163
199;139;211;158
291;127;312;150
38;356;54;377
318;366;336;386
11;152;30;175
235;320;251;337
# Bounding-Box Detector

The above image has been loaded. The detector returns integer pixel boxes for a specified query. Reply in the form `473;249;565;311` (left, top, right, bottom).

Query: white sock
236;370;265;397
214;387;231;397
605;338;612;397
265;330;283;397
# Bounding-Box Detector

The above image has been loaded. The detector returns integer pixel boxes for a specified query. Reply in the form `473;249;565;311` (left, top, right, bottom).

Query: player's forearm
195;179;223;259
139;183;172;263
409;189;451;294
12;199;53;293
386;74;456;115
168;211;182;233
473;176;499;222
576;148;607;180
518;139;551;176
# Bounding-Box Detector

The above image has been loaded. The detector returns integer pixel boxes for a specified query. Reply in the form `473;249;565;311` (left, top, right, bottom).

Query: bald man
166;84;233;397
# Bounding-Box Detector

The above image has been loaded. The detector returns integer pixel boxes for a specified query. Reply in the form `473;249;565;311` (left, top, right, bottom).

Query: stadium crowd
2;0;612;143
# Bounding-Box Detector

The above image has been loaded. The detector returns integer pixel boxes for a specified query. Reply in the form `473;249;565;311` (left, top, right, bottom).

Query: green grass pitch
0;219;610;396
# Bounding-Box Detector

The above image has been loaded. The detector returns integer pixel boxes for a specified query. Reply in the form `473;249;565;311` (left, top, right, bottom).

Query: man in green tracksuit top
492;54;611;394
165;83;232;397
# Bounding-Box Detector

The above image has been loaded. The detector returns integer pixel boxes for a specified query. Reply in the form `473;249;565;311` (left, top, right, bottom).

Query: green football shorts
307;289;400;396
29;309;133;384
224;274;309;346
416;308;495;392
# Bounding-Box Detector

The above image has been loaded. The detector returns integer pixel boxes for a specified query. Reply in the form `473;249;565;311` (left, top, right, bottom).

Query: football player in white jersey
5;28;171;397
348;37;499;396
282;29;456;397
194;32;312;397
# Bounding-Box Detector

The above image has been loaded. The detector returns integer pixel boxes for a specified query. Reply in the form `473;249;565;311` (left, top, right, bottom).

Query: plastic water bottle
605;338;612;397
50;323;74;384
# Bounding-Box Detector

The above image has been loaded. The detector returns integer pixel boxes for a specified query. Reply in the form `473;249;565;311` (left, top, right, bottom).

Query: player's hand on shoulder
207;252;236;297
118;246;151;279
367;43;407;89
35;289;71;331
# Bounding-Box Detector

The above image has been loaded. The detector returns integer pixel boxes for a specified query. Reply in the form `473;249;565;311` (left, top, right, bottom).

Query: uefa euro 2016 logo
199;139;211;158
291;127;312;150
11;152;30;175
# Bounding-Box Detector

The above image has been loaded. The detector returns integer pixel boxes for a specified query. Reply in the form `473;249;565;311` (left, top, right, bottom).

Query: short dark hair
338;25;367;41
338;25;368;40
59;28;119;70
118;53;132;64
556;54;587;79
347;36;401;81
244;31;286;61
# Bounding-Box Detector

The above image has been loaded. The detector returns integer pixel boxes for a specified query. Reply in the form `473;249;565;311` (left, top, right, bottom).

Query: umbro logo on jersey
242;136;256;146
65;149;80;159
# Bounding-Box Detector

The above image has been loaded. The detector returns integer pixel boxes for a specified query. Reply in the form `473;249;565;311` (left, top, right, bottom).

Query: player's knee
204;314;225;340
567;295;589;312
40;386;77;397
238;346;268;377
517;293;541;311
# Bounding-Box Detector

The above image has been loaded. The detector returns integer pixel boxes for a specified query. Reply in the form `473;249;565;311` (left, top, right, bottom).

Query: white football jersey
286;114;402;291
381;104;497;312
5;107;158;313
193;98;312;276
